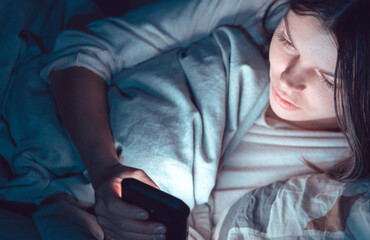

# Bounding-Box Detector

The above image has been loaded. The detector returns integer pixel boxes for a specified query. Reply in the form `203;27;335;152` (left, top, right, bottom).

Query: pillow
214;174;370;240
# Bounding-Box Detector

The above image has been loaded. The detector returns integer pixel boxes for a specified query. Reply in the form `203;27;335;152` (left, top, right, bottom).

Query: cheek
269;38;288;79
305;87;336;117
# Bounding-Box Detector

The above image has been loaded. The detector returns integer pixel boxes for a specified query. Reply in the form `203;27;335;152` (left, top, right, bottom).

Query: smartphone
121;178;190;240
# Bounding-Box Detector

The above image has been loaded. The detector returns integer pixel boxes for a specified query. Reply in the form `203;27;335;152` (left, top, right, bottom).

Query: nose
280;62;307;91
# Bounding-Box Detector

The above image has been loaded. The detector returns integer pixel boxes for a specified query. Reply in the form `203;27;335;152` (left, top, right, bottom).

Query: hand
93;163;167;240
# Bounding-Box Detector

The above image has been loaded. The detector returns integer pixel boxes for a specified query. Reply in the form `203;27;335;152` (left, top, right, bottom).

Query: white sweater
212;103;349;223
189;103;349;239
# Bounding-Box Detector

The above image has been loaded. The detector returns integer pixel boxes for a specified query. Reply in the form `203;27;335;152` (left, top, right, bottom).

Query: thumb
134;172;160;190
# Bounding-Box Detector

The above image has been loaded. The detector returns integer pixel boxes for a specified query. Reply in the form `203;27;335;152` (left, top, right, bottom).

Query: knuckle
132;168;145;176
138;222;158;235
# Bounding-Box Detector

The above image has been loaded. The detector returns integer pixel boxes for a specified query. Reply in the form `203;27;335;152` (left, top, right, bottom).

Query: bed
0;0;369;239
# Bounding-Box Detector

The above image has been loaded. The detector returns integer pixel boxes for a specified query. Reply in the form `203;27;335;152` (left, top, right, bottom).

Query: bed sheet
0;0;107;239
214;174;370;240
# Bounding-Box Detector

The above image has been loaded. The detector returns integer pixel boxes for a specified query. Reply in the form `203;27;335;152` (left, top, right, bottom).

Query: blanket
214;174;370;240
0;0;102;205
107;26;270;208
0;0;271;238
1;0;277;207
1;20;270;209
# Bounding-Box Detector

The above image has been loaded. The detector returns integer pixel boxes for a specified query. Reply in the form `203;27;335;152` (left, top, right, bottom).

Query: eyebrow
283;14;335;78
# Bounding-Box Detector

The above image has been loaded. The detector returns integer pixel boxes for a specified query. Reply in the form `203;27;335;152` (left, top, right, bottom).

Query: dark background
93;0;161;16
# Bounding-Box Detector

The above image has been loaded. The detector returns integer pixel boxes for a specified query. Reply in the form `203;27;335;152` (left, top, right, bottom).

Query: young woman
42;0;369;239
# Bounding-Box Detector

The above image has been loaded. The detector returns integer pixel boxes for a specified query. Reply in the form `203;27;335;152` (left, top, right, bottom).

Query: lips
272;86;300;111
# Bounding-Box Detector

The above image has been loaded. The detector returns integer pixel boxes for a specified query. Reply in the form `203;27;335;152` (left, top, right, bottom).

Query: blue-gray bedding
214;174;369;240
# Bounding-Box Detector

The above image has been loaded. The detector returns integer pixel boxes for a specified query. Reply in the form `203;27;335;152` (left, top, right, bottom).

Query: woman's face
269;11;339;130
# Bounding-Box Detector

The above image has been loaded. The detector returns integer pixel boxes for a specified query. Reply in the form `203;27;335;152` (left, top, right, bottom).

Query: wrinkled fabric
0;0;101;205
0;209;42;240
0;0;275;238
0;0;101;114
210;104;350;224
0;3;271;236
1;0;285;207
214;174;370;240
1;23;270;209
39;0;285;85
108;26;270;208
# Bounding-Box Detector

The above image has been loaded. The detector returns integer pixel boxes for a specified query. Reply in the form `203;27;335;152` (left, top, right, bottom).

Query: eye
276;30;296;51
318;72;334;91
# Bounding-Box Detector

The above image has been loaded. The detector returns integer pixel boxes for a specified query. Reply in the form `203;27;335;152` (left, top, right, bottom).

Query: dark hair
263;0;370;181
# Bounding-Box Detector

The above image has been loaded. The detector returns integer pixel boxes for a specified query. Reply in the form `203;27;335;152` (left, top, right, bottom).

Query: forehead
285;11;338;74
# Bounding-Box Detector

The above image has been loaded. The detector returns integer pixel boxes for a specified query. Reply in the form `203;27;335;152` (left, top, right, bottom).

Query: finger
116;167;159;190
114;215;166;235
98;216;166;240
104;229;165;240
96;194;151;220
95;178;150;220
96;164;161;191
132;171;159;190
140;177;159;190
97;213;166;235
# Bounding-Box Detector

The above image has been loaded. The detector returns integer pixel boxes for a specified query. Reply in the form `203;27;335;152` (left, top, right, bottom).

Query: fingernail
153;234;165;240
154;226;166;234
137;212;148;219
